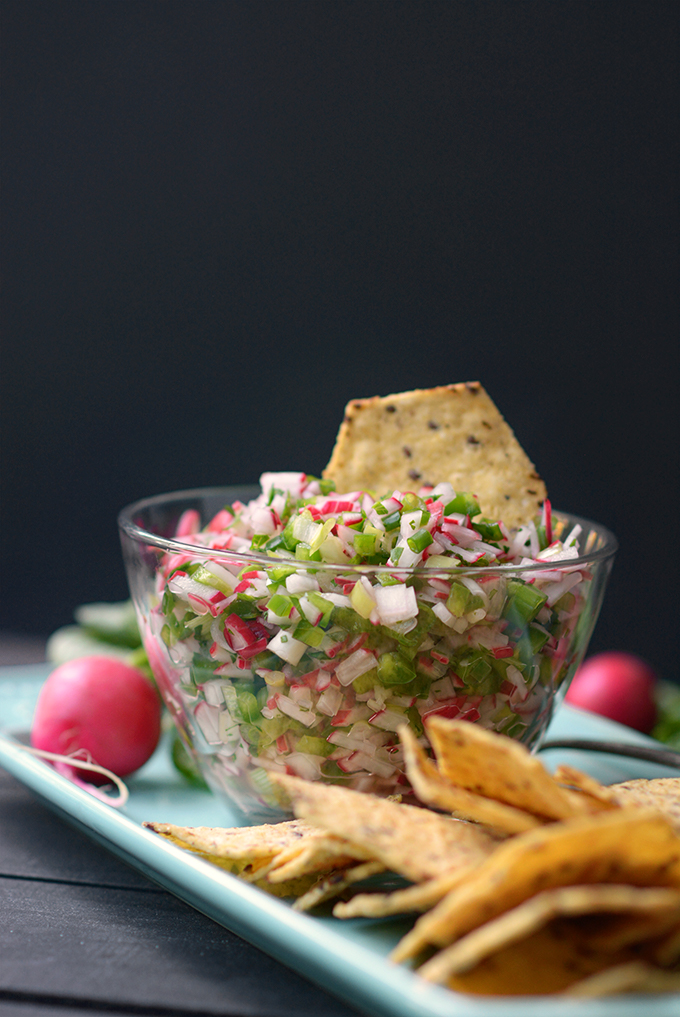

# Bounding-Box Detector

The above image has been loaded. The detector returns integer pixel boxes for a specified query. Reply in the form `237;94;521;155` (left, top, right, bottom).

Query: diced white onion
193;702;221;745
373;583;418;625
266;630;307;665
544;572;583;606
286;572;320;594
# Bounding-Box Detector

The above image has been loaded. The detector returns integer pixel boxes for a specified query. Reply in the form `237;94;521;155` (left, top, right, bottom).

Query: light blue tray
1;663;679;1017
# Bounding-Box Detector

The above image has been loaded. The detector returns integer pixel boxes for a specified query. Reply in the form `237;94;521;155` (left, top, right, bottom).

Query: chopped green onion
352;668;378;694
377;652;416;686
268;593;296;618
446;581;471;617
475;519;504;541
350;580;376;619
354;531;378;556
382;510;401;531
296;734;335;757
306;591;334;626
504;580;548;626
444;492;481;517
318;478;336;495
401;493;421;512
293;619;326;647
264;534;289;553
407;527;434;553
267;565;299;583
236;690;261;723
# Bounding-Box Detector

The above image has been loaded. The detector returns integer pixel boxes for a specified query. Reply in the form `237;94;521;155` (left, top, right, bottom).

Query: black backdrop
2;1;678;679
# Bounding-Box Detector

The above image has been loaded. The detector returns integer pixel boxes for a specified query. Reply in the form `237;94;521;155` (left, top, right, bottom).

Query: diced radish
440;520;479;546
541;498;553;544
276;695;317;727
286;753;323;780
422;698;461;722
458;707;481;723
276;733;290;753
315;670;333;691
298;596;323;626
335;648;377;686
237;637;268;660
317;685;344;717
207;508;234;532
289;684;313;708
368;708;409;732
349;751;395;779
336;752;368;774
175;509;201;537
331;705;371;726
259;472;308;497
492;646;515;659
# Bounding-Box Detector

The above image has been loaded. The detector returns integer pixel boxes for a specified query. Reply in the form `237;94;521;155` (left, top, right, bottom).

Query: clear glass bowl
119;486;618;821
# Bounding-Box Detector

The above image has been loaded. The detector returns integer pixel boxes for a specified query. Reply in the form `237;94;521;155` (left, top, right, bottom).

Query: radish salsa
149;473;590;815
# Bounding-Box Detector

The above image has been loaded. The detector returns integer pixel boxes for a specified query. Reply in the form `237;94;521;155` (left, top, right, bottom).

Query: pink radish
32;657;162;782
566;651;658;733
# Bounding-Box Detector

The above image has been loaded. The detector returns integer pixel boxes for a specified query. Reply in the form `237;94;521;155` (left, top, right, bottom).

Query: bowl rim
118;485;619;576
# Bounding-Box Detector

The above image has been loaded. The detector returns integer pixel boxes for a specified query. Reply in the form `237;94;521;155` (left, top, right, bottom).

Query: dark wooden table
0;655;364;1017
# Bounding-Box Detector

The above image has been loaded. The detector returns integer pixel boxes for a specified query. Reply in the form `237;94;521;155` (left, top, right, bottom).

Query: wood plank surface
0;768;362;1017
0;769;152;888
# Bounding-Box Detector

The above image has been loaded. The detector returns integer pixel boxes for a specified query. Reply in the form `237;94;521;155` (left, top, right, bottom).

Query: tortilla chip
143;818;340;896
391;809;680;963
608;778;680;835
565;961;680;997
322;383;547;528
271;773;497;883
148;843;323;896
266;830;371;883
333;869;473;919
444;922;634;996
579;908;680;954
143;818;314;859
554;773;680;834
252;872;332;897
647;921;680;966
553;764;622;807
293;860;385;912
418;884;680;985
400;725;543;834
425;717;599;821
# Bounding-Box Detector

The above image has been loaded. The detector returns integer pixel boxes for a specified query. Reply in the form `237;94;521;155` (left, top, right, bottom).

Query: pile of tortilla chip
145;719;680;998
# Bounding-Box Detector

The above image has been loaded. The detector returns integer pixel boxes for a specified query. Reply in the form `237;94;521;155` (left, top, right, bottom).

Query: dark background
2;1;678;678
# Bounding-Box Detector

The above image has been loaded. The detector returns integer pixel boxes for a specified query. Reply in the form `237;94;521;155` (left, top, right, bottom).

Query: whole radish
565;651;658;733
32;656;162;781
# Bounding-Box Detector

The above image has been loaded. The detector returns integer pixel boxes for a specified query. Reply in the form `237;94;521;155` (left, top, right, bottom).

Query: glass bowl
119;485;618;820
